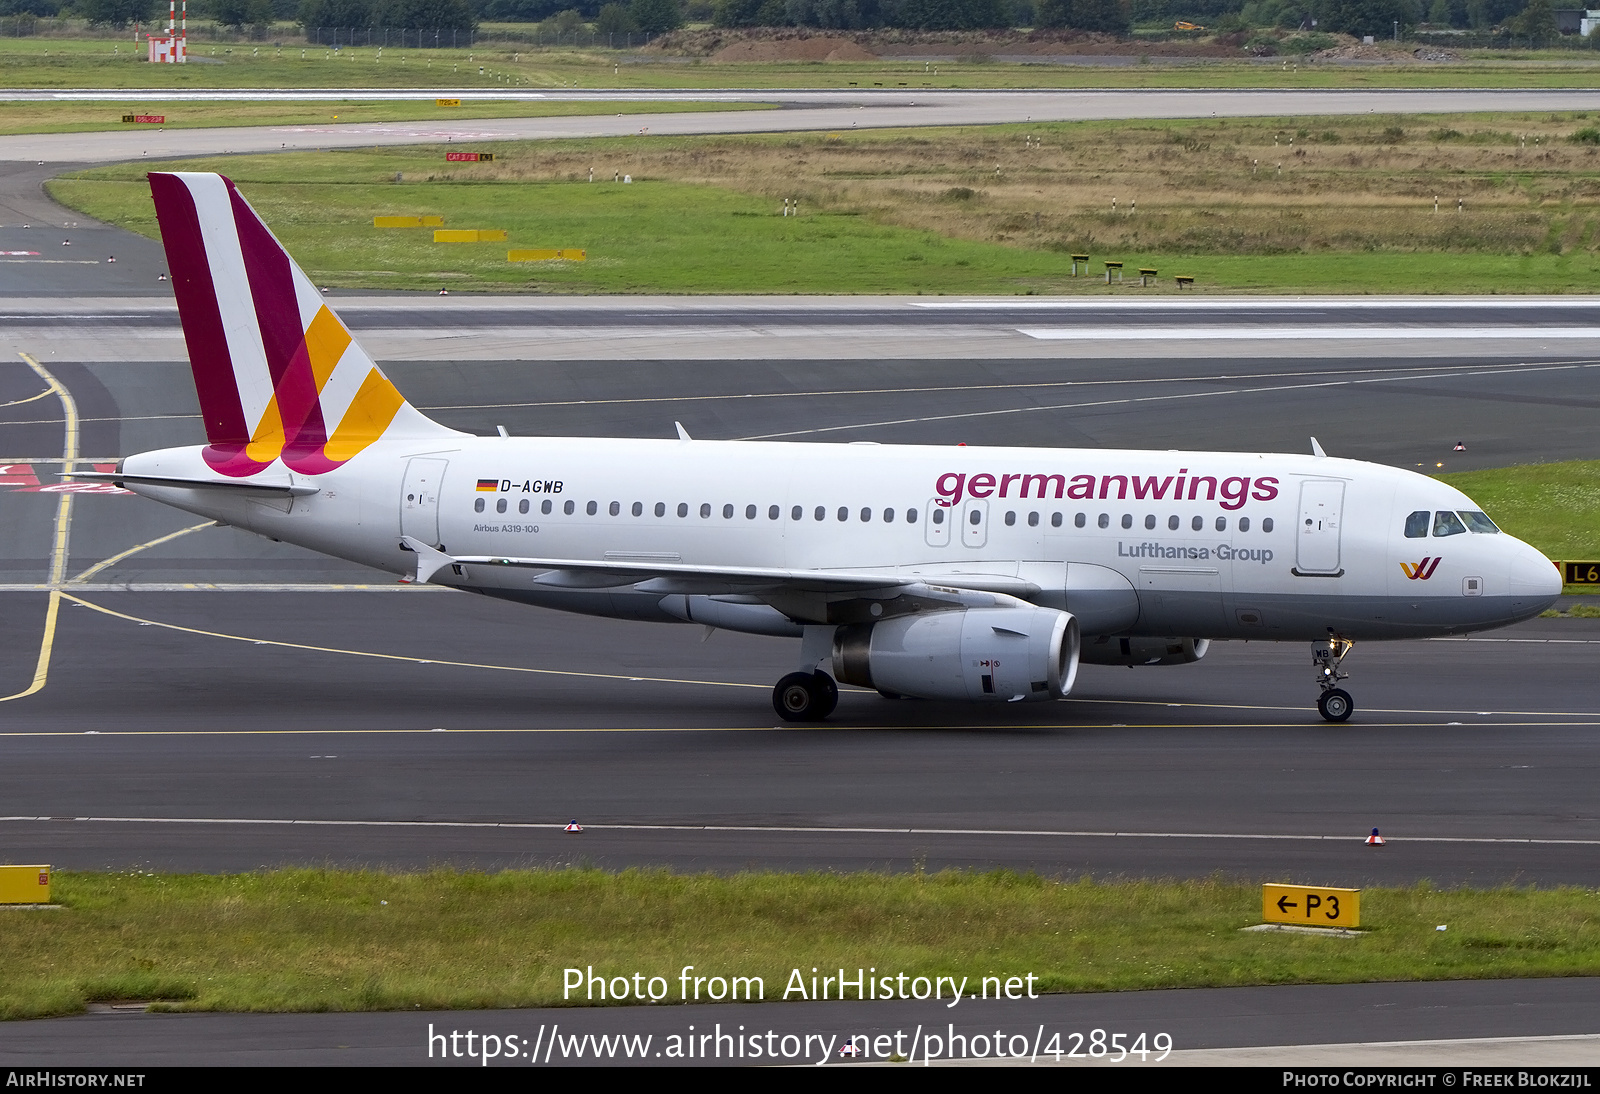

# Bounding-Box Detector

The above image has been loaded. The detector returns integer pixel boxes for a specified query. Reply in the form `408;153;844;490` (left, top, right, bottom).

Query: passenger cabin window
838;507;849;522
1239;516;1250;532
496;498;507;514
700;503;712;519
1004;511;1016;527
543;500;553;515
723;503;734;519
655;502;666;517
1167;515;1179;531
1433;510;1467;537
609;501;620;516
884;507;895;523
792;505;803;521
519;499;530;515
474;498;485;513
932;509;945;525
906;508;918;523
586;501;598;516
678;502;689;518
861;508;872;522
1029;512;1040;527
632;501;644;517
564;500;575;515
746;504;757;520
769;505;780;520
1144;515;1156;530
1404;510;1430;538
1098;514;1109;529
1262;517;1273;533
815;506;826;521
1459;510;1500;534
1191;515;1203;531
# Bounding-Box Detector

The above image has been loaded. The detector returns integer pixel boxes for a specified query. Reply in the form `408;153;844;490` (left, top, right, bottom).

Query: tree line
22;0;1569;42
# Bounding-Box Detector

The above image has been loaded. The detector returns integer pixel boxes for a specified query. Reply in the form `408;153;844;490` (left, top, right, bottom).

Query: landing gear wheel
1318;688;1354;722
773;671;838;722
809;671;838;719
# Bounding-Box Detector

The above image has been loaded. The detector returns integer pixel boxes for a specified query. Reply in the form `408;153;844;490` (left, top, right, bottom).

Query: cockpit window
1404;510;1429;539
1433;510;1467;537
1458;510;1500;534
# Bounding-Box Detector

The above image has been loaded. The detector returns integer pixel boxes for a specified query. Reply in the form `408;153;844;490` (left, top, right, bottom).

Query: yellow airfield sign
1262;884;1361;928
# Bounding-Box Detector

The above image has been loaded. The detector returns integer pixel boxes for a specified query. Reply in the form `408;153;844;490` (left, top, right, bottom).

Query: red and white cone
564;820;583;833
1365;827;1385;846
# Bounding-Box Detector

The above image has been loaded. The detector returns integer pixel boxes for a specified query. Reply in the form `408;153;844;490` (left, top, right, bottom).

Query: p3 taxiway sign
1262;884;1361;928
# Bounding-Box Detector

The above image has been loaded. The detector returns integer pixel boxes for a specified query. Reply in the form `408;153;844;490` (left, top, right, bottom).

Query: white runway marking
7;815;1600;846
1018;326;1600;341
917;297;1600;310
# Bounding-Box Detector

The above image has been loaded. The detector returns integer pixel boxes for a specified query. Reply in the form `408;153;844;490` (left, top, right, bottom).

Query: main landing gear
773;624;840;722
1313;633;1354;722
773;671;838;721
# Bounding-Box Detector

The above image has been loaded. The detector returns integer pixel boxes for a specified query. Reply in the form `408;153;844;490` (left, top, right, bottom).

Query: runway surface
2;87;1598;163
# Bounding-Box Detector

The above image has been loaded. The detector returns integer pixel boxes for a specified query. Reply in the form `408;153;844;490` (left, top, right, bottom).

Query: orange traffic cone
1365;827;1385;846
564;820;582;833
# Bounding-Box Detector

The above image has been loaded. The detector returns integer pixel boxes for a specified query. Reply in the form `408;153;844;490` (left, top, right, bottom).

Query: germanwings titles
81;172;1563;723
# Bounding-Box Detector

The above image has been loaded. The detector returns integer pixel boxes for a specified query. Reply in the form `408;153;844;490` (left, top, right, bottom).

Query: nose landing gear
1313;634;1354;722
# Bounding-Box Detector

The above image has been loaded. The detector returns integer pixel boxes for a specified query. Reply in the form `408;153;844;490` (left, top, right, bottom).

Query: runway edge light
1366;827;1385;845
0;865;50;904
564;821;583;833
1261;883;1361;929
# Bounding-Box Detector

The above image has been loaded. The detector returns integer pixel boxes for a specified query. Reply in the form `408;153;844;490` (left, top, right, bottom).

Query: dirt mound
709;36;877;62
654;27;1245;60
1412;46;1461;61
1309;42;1417;62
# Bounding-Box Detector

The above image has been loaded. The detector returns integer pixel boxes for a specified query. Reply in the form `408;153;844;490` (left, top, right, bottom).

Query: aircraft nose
1508;541;1562;605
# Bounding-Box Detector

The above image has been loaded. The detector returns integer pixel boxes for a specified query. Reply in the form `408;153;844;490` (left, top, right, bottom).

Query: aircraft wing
399;537;1039;598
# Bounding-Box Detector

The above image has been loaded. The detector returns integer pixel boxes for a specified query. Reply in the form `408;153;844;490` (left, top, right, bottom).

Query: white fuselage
120;436;1562;643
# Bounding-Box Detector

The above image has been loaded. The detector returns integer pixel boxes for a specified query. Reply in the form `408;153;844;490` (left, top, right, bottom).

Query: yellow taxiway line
0;352;78;704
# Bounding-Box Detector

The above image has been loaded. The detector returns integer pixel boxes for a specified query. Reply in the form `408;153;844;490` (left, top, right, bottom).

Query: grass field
3;34;1600;91
4;869;1599;1019
48;112;1600;294
0;98;763;135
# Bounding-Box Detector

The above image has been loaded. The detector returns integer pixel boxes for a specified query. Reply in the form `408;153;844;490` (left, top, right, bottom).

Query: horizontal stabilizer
66;470;319;496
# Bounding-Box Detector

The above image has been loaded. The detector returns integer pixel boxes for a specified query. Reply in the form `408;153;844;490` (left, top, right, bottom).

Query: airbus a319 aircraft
81;173;1563;722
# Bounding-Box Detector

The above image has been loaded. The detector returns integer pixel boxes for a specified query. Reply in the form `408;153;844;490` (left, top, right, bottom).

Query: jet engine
832;606;1079;702
1079;636;1210;667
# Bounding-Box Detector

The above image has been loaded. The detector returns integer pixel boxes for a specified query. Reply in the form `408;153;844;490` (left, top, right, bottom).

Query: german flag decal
476;478;499;492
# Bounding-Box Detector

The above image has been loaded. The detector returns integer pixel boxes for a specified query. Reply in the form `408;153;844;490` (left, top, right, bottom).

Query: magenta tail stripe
149;173;250;447
229;184;330;450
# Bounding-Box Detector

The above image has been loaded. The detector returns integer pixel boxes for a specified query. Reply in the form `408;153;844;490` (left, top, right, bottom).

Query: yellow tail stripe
323;368;406;463
245;394;285;463
305;305;353;394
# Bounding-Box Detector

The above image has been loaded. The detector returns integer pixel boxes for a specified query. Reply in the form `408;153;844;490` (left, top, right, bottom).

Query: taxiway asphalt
5;977;1600;1066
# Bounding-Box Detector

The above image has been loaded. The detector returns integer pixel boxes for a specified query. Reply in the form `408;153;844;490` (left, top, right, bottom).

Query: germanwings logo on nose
1400;557;1442;580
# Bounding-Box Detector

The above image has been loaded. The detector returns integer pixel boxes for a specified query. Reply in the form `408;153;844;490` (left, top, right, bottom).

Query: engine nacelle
833;607;1079;702
1079;636;1210;667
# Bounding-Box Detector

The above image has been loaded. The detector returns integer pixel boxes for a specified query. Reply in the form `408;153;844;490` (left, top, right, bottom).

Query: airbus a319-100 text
79;173;1563;722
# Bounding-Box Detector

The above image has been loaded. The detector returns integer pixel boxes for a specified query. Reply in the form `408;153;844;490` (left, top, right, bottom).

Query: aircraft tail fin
149;171;455;478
